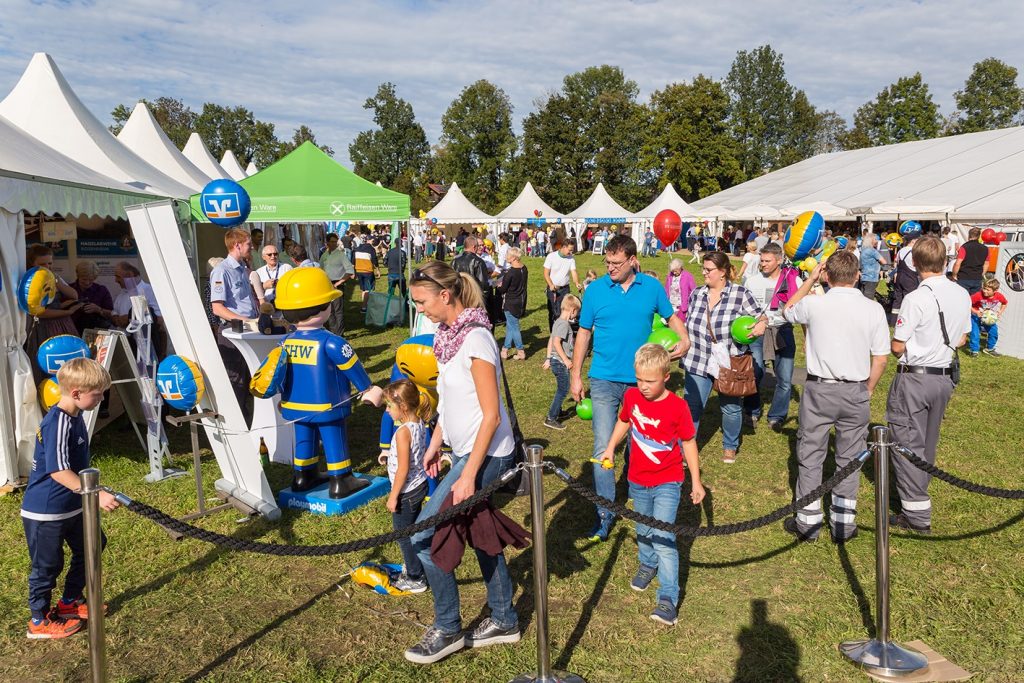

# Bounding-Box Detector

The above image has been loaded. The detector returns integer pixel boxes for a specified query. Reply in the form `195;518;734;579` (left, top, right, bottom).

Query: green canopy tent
189;141;410;222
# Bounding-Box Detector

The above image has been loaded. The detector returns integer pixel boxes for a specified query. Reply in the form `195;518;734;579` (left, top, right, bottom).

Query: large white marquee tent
182;132;231;181
117;102;211;192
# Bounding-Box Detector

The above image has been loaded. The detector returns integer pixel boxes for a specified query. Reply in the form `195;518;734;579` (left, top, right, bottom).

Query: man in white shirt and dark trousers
887;236;971;534
782;251;890;542
320;233;354;334
543;240;581;329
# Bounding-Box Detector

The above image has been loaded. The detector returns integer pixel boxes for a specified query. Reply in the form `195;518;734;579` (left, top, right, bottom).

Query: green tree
725;45;796;177
109;97;197;148
348;82;431;193
194;104;281;168
951;58;1024;133
815;110;848;154
778;90;823;167
642;75;743;201
436;80;517;213
516;65;649;211
846;73;941;148
280;124;335;157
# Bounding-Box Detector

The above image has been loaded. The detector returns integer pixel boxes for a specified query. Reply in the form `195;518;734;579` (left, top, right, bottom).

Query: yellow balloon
38;378;61;412
821;240;838;259
798;256;818;272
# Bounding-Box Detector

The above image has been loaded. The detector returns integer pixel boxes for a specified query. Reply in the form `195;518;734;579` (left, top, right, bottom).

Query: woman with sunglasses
680;252;762;464
403;261;520;665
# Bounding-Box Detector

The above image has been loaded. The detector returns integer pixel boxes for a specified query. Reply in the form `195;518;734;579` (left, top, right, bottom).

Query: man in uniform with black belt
781;251;890;542
210;228;259;423
888;236;970;534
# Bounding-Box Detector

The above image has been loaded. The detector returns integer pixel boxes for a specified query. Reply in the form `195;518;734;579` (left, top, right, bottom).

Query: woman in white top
404;260;519;665
737;241;761;283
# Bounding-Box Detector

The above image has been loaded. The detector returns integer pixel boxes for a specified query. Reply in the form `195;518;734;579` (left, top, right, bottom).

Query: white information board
996;242;1024;360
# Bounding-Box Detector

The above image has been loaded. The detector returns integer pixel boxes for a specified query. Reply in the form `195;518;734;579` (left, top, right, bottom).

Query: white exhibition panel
126;200;279;519
995;242;1024;361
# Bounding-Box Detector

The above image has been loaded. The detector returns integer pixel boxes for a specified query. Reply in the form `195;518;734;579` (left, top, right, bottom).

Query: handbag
707;310;757;397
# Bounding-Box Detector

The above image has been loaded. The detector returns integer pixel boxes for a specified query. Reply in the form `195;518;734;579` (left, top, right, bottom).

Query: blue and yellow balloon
898;220;922;240
38;378;62;413
18;267;57;316
157;355;205;410
36;335;91;377
250;345;288;399
200;179;251;227
784;211;825;261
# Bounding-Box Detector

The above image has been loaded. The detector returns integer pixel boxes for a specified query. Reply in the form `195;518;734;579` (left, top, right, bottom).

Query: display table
221;329;294;464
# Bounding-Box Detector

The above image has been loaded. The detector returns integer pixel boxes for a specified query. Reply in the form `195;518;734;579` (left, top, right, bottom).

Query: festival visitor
781;251;889;542
249;228;265;269
289;244;319;269
581;268;599;292
543;239;581;329
498;247;528;361
385;239;408;297
353;230;380;313
888;237;971;534
664;258;696;322
570;235;688;541
210;228;258;421
254;244;293;306
967;277;1008;356
69;260;114;334
599;343;704;626
542;294;581;430
952;227;988;296
21;358;119;639
405;260;519;665
858;233;888;300
496;233;510;269
381;379;431;594
890;230;921;323
24;244;81;383
742;243;800;432
737;241;760;283
320;235;353;335
679;252;760;464
941;227;961;274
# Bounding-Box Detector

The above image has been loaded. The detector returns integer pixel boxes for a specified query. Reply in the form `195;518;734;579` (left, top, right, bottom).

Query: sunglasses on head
410;268;446;289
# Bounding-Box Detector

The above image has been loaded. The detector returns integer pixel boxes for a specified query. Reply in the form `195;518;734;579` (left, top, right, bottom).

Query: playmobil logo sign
202;193;242;219
286;498;328;513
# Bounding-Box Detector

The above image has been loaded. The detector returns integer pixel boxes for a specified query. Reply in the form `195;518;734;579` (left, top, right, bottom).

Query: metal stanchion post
840;426;928;677
79;468;107;683
512;446;586;683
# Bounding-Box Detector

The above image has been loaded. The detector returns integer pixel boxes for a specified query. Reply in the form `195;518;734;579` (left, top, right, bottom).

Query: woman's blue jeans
411;453;518;635
503;311;523;350
629;481;681;605
684;371;743;451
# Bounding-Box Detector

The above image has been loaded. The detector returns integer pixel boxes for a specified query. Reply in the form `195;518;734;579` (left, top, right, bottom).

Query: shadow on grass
732;599;802;683
836;541;875;638
859;508;1024;543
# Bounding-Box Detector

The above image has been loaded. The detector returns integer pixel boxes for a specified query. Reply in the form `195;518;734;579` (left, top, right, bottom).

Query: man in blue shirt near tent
570;235;690;540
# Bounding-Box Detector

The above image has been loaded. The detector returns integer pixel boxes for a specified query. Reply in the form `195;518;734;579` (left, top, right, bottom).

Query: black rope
893;444;1024;500
123;465;523;556
547;453;869;537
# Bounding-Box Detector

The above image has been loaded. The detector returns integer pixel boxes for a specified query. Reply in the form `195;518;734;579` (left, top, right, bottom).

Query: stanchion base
841;639;929;677
510;672;587;683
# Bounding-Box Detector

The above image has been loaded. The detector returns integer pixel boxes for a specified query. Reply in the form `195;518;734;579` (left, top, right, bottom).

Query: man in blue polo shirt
570;235;690;540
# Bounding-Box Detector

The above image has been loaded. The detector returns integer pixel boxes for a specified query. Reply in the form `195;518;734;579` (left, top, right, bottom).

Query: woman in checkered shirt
680;252;763;464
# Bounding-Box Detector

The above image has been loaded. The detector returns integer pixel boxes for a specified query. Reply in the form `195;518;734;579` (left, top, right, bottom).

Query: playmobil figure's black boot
292;469;326;492
329;473;371;498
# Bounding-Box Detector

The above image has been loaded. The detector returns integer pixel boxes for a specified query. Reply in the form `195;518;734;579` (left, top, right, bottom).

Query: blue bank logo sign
203;193;243;219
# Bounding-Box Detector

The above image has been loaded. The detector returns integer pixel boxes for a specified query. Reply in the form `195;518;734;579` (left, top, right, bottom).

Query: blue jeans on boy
23;515;106;620
969;316;998;352
547;357;569;421
504;311;523;350
745;328;796;424
590;378;633;529
411;452;517;635
684;371;743;451
629;481;681;605
392;481;427;579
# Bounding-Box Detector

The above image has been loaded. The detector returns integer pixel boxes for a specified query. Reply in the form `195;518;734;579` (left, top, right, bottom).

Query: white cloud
2;0;1024;165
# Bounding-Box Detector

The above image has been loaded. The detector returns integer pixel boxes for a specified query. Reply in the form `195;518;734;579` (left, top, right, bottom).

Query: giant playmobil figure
252;267;383;498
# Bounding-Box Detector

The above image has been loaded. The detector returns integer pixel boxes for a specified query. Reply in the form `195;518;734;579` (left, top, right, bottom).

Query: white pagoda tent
496;182;564;223
182;133;231;180
220;150;247;181
424;181;495;231
567;183;634;223
245;161;259;176
116;102;210;192
0;53;193;198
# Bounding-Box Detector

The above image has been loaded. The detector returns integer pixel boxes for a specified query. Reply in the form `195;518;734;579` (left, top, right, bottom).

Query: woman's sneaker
392;573;429;594
27;613;82;639
466;617;521;648
650;599;678;626
630;564;657;592
404;626;466;664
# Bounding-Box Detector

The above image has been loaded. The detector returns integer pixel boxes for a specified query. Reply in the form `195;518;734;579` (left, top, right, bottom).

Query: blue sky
3;0;1024;165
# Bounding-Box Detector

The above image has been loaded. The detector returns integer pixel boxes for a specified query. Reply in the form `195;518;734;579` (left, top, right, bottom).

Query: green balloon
731;315;758;345
651;315;667;331
576;398;593;421
648;327;680;350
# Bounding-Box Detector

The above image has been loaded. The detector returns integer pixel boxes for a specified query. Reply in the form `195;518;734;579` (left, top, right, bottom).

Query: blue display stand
278;473;389;516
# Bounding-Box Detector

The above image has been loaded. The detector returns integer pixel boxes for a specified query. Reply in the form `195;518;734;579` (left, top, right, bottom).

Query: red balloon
981;228;997;243
653;209;682;246
996;231;1008;243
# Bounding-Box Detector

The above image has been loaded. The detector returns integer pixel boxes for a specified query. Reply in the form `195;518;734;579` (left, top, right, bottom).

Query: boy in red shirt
600;344;705;625
968;277;1008;356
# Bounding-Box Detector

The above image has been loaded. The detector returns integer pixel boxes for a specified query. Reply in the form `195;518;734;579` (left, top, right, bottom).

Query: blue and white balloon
37;335;91;377
199;179;252;227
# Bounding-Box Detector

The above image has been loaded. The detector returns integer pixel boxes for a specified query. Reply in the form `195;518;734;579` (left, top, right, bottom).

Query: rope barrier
893;444;1024;500
546;451;870;537
120;464;523;555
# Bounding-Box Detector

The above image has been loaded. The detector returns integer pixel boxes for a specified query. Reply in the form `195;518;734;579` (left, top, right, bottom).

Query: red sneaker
27;614;82;639
57;598;107;620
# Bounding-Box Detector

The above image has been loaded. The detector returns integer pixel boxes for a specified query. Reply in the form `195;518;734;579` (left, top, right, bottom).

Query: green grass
2;251;1022;682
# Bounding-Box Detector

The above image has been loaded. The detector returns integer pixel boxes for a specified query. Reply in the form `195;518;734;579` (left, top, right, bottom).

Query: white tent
778;201;849;220
116;102;211;192
182;133;231;180
425;181;494;224
723;203;784;221
567;183;634;222
0;53;193;199
496;182;565;221
245;161;259;176
220;150;247;181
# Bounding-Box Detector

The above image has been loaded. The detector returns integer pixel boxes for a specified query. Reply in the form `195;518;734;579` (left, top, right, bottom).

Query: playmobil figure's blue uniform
279;328;371;477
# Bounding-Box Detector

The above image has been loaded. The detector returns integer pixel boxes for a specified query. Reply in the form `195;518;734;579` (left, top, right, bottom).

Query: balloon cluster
533;209;543;218
982;228;1008;244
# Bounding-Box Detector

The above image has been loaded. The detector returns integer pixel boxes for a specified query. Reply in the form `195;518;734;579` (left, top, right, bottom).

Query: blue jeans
684;371;743;451
547;357;570;420
745;328;796;423
503;311;523;350
392;481;427;579
629;481;681;605
969;316;998;352
590;378;633;527
411;453;517;634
